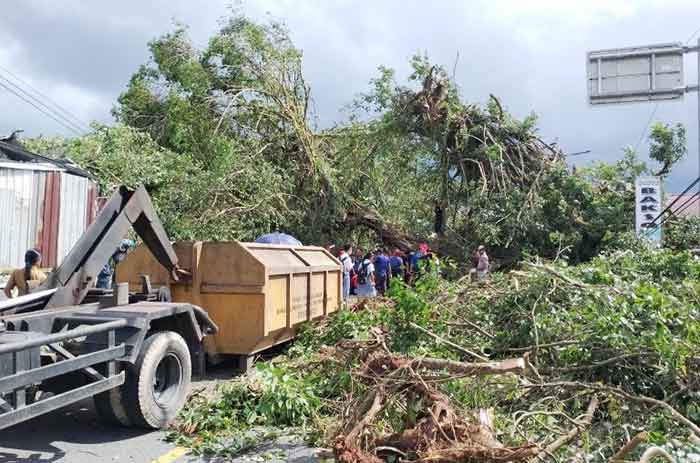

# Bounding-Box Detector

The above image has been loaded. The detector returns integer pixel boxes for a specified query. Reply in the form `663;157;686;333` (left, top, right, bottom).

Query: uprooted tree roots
329;332;539;463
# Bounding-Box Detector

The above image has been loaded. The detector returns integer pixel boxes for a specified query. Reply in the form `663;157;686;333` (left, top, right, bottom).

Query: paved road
0;396;320;463
0;396;183;463
0;366;242;463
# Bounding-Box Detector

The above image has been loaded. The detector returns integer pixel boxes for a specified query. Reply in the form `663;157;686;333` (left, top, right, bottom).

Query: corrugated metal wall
38;172;61;268
0;167;46;268
56;173;90;264
0;164;96;269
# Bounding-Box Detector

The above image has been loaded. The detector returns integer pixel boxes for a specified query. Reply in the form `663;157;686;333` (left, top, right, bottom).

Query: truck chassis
0;185;217;430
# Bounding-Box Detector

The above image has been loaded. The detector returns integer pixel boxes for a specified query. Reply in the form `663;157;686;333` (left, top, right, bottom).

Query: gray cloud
1;0;699;192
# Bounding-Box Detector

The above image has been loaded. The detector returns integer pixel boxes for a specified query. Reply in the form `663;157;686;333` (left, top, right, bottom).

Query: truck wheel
94;381;131;427
125;331;191;429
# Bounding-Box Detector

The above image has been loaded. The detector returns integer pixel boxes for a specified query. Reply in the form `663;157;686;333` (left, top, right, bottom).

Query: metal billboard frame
587;42;687;105
586;38;700;224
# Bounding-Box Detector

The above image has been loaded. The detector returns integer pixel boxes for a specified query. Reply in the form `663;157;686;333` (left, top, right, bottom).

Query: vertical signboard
635;176;662;242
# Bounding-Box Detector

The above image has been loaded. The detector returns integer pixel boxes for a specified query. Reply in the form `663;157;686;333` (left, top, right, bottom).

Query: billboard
588;43;684;105
635;176;662;242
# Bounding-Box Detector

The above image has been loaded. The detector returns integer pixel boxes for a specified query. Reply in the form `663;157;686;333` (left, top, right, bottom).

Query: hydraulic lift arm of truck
39;185;182;308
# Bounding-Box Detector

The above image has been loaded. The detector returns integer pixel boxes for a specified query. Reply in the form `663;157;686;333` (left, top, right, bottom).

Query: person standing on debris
96;239;135;289
410;243;429;281
374;249;392;296
356;252;376;297
405;249;415;284
471;247;481;269
4;249;47;298
338;244;353;301
389;249;404;282
476;245;489;280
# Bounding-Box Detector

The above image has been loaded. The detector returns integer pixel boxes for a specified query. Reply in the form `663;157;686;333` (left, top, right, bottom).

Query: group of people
336;243;439;301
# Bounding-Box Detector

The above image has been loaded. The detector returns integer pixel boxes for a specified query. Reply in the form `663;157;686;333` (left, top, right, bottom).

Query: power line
633;102;659;154
0;65;90;131
565;150;591;157
0;74;86;135
671;193;700;217
669;190;700;217
633;26;700;159
0;73;87;134
651;192;700;231
0;79;83;136
686;26;700;44
644;175;700;228
643;180;700;236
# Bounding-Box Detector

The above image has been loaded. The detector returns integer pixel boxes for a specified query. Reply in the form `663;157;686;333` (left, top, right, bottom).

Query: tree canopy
24;12;688;265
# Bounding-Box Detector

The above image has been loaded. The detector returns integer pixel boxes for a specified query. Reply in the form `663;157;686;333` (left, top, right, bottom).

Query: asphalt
0;358;232;463
0;361;321;463
0;397;175;463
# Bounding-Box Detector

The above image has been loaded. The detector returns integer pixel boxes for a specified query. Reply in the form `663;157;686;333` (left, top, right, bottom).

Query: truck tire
94;380;131;427
124;331;191;429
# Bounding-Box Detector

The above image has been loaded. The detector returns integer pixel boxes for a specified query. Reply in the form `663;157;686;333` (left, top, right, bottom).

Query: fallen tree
170;245;700;462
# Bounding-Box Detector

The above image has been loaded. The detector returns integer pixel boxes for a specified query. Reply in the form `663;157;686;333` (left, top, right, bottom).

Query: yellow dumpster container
116;241;342;365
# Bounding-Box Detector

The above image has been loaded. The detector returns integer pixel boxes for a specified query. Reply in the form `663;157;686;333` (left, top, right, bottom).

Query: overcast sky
1;0;700;191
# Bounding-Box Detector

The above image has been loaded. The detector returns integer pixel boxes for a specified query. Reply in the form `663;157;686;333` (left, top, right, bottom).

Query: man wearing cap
4;248;47;298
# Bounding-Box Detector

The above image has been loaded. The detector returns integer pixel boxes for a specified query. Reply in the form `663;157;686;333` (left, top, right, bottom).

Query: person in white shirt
338;245;353;301
356;252;376;297
476;245;489;280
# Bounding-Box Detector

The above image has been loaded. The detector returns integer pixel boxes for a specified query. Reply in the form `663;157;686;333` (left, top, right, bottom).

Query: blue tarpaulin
254;232;302;246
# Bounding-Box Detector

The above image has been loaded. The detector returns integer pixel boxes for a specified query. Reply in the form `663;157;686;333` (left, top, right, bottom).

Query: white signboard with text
635;176;662;242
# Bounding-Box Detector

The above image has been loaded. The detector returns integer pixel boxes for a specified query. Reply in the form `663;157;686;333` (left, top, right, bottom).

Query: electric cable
0;74;85;134
0;79;83;135
644;175;700;227
0;65;90;131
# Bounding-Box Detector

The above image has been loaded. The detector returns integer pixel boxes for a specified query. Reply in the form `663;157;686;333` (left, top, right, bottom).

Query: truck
0;185;218;430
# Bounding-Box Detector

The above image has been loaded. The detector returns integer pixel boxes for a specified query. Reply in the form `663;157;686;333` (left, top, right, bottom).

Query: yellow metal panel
309;272;325;319
295;249;339;266
200;241;265;288
248;248;305;267
326;270;340;314
200;293;265;355
115;244;170;287
292;273;309;324
267;275;288;332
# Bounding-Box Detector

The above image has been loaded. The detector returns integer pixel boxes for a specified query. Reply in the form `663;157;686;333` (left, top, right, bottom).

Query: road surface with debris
0;362;321;463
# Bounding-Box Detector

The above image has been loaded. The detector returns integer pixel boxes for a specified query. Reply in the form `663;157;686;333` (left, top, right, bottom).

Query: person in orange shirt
4;249;47;298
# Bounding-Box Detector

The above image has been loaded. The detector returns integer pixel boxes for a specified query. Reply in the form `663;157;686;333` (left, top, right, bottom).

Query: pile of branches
400;66;563;196
322;247;700;460
172;246;700;462
326;330;539;463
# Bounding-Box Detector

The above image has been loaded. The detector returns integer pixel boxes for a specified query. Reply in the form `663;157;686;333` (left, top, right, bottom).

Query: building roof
665;194;700;218
0;139;91;178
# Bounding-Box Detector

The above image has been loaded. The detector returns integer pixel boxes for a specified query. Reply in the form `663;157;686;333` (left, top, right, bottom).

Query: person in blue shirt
389;249;404;282
373;249;392;296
